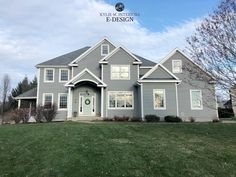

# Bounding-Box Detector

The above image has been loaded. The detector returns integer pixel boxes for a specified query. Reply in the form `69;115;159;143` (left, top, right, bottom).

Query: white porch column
67;87;73;118
101;87;104;117
18;99;21;109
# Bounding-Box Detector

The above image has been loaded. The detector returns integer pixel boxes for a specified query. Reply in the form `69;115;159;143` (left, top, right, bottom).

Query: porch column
18;99;21;109
101;87;104;117
67;87;73;118
29;102;32;117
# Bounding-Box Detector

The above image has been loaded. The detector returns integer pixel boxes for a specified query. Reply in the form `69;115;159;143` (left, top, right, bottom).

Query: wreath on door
85;99;91;105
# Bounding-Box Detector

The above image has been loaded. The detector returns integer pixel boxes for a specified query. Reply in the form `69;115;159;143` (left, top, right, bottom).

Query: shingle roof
133;54;156;66
36;47;90;66
15;88;37;99
36;46;156;67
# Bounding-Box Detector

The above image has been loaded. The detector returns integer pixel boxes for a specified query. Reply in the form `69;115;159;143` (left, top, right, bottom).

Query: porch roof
65;68;107;87
14;88;37;100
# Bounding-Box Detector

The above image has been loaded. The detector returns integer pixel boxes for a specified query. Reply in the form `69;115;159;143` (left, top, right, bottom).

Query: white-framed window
172;60;182;73
43;93;53;108
108;91;133;109
111;65;130;80
59;69;69;82
44;68;55;82
190;90;203;110
101;44;109;56
58;93;68;110
153;89;166;109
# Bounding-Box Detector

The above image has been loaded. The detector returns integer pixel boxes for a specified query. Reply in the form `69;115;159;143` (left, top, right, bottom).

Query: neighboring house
15;38;218;121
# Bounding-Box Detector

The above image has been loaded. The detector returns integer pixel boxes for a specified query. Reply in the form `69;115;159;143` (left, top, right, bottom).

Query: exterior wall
72;85;101;117
102;49;140;118
162;51;218;121
146;66;174;79
142;83;177;119
73;40;115;78
37;67;70;121
140;68;151;77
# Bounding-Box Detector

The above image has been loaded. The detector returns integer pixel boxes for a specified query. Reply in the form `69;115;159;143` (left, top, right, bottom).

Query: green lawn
0;122;236;177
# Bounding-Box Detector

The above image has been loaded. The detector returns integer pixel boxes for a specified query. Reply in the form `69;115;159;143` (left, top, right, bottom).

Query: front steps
67;116;103;121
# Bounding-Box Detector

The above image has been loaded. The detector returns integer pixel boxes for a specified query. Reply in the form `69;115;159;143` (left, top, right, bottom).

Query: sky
0;0;220;88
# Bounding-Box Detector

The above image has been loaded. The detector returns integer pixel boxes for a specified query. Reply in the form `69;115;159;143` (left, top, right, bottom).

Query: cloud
0;0;202;87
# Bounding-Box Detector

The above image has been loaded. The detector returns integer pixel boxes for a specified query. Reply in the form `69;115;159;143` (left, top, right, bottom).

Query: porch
65;68;107;120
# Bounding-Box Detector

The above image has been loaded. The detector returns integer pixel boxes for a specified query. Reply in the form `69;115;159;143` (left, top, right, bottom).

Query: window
111;65;130;80
44;68;54;82
59;69;69;82
190;90;203;110
172;60;182;73
58;93;68;110
153;89;166;109
43;93;53;108
101;44;109;56
108;91;133;109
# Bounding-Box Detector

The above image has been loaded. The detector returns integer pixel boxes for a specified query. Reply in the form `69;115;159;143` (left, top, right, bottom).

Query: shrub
212;118;220;123
35;104;57;123
114;116;129;121
103;117;113;121
11;109;29;124
218;108;234;118
189;117;195;123
43;104;57;122
145;115;160;122
164;115;182;122
35;105;45;123
130;117;142;122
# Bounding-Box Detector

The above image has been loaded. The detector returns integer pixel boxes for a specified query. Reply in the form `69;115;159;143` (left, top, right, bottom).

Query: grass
0;122;236;177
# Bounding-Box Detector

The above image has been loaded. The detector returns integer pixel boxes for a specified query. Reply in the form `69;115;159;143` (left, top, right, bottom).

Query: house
15;38;218;121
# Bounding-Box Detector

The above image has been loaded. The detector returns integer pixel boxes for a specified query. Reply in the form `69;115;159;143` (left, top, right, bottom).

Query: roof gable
69;38;116;65
65;68;107;87
160;48;214;79
99;46;142;64
139;64;180;82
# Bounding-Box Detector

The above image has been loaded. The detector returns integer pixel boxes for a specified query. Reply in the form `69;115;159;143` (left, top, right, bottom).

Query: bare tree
1;74;11;123
186;0;236;92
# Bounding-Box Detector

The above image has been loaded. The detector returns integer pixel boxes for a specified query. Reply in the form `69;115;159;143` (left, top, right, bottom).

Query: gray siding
143;83;177;118
140;68;151;77
146;66;174;79
103;49;140;118
73;40;115;78
37;67;70;120
162;51;217;121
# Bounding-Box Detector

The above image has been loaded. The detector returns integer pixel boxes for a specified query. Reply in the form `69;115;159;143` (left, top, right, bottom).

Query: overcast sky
0;0;220;88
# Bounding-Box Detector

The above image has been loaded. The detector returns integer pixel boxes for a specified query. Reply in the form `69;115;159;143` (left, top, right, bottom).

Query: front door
79;92;96;116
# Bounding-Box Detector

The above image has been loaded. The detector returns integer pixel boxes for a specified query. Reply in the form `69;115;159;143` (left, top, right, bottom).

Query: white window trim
59;69;70;82
107;91;134;110
101;44;109;56
42;93;53;106
110;65;130;80
58;93;68;111
44;68;55;82
172;60;182;73
190;89;203;110
153;89;166;110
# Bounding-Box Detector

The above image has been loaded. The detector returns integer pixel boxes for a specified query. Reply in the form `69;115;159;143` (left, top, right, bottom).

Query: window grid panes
44;94;52;108
101;45;109;55
108;92;133;109
191;90;202;109
59;94;67;109
111;66;130;80
172;60;182;73
60;69;69;81
154;90;165;109
45;69;54;81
